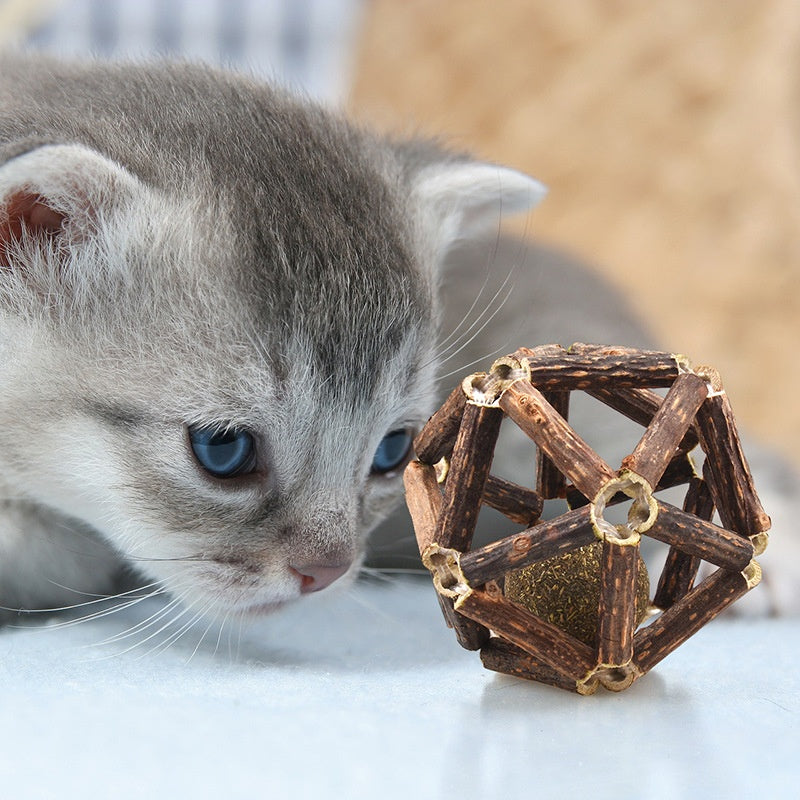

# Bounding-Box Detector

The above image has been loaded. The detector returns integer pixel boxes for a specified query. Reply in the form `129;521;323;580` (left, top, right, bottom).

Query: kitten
0;55;545;620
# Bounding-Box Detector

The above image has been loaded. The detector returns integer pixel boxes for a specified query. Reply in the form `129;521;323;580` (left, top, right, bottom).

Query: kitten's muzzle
290;562;351;593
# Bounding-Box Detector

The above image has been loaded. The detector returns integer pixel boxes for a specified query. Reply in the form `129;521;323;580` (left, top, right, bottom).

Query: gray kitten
0;55;545;620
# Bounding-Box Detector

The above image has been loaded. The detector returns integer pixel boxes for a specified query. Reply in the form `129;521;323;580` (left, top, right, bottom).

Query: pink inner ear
0;191;66;266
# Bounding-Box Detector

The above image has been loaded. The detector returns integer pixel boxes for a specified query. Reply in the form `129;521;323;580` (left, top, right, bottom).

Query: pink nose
291;562;351;593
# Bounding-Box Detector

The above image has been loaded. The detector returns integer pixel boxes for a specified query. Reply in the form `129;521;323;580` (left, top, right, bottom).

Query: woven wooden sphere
405;344;770;694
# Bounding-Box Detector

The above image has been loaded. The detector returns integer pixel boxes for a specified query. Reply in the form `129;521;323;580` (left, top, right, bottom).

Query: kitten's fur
1;56;796;624
0;55;545;619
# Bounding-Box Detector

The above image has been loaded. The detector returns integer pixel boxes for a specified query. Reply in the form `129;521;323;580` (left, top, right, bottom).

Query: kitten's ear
410;161;547;258
0;143;138;270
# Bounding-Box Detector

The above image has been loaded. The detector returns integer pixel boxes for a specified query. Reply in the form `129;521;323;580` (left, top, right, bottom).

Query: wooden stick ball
404;344;770;694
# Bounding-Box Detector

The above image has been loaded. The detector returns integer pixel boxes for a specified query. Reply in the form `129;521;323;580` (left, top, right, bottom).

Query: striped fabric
1;0;364;103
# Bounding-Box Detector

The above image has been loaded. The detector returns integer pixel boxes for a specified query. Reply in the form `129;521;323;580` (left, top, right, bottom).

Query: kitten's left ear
0;143;139;271
0;191;66;249
410;161;547;259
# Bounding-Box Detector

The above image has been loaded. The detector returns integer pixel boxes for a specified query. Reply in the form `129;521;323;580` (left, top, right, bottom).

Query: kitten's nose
290;562;351;593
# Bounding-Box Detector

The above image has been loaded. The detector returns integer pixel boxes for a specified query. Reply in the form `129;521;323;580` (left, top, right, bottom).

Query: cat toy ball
404;344;770;694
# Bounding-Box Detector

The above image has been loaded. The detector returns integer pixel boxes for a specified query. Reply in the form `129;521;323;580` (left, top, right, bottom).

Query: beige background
350;0;800;468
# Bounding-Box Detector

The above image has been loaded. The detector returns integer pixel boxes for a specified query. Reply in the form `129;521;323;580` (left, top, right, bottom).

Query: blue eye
371;429;413;475
188;426;256;479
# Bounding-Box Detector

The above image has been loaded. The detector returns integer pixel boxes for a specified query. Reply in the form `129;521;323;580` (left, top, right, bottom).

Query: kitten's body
0;56;796;623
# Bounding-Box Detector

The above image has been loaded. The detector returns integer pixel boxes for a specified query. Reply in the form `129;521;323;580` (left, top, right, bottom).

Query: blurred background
1;0;798;468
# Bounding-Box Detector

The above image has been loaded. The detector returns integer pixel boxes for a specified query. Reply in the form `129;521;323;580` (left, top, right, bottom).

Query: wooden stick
596;539;640;674
633;561;761;675
566;452;695;509
455;583;596;683
423;542;491;649
512;343;568;361
586;386;700;453
421;545;502;660
695;391;771;535
456;505;595;587
403;460;443;555
499;380;615;502
621;372;709;488
648;500;754;571
481;474;544;525
653;476;713;609
653;451;698;493
437;595;491;651
433;402;503;552
653;549;700;612
480;638;594;694
513;344;689;390
537;390;569;499
413;384;467;465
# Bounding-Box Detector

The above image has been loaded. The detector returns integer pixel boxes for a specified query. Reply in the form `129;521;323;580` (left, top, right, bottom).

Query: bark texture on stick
653;548;700;611
499;380;615;501
433;402;503;552
455;584;596;683
536;389;569;499
457;505;595;587
514;344;687;390
403;460;443;555
649;501;754;570
621;372;708;488
413;384;467;465
654;477;714;609
437;595;491;651
695;392;771;536
654;453;699;493
481;475;544;525
633;562;760;675
596;540;640;673
513;343;568;361
481;638;591;694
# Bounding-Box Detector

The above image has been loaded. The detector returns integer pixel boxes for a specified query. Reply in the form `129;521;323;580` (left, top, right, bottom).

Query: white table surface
1;574;797;800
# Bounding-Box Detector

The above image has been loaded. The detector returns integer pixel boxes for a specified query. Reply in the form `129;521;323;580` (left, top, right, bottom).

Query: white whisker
52;591;167;632
234;612;245;662
433;270;514;366
360;566;425;581
213;608;234;658
188;605;230;663
91;590;189;647
101;595;204;659
5;583;169;632
345;582;398;624
144;599;218;658
435;344;513;382
437;283;514;368
434;268;495;355
2;579;164;618
43;578;164;603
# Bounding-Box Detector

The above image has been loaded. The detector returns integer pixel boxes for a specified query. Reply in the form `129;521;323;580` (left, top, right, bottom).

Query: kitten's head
0;61;544;614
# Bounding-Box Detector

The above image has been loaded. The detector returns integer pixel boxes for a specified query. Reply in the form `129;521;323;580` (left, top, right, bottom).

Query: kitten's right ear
0;143;139;272
408;159;547;261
